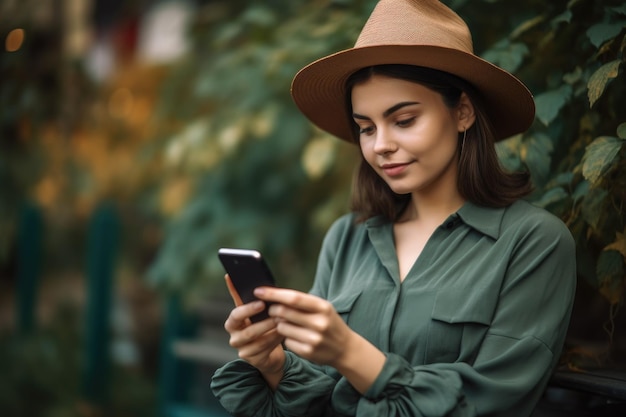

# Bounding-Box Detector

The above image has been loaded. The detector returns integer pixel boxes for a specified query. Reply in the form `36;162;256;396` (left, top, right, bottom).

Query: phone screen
218;248;276;322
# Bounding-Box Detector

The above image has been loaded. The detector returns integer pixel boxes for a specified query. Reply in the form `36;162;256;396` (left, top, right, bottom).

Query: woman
211;1;576;416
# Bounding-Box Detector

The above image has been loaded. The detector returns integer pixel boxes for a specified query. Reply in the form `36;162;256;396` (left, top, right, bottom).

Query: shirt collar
456;202;505;240
363;201;506;240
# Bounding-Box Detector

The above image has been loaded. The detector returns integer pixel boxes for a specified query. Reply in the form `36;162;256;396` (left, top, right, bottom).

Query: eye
358;125;375;136
396;117;415;128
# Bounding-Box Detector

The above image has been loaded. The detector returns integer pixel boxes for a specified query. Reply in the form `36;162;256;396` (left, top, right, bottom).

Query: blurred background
0;0;625;416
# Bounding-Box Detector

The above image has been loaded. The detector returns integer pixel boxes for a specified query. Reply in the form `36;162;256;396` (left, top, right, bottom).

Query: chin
387;184;415;195
386;179;433;196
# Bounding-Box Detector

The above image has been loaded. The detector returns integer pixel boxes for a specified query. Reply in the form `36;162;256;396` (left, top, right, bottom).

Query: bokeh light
5;28;25;52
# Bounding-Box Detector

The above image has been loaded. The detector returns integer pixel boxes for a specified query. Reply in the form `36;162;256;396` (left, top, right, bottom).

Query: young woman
211;1;576;416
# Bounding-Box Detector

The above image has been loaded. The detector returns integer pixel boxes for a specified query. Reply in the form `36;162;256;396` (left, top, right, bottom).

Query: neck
399;179;465;223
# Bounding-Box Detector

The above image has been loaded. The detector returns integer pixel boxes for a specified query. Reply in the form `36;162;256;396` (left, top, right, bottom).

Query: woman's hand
256;287;349;366
223;275;285;389
255;287;386;394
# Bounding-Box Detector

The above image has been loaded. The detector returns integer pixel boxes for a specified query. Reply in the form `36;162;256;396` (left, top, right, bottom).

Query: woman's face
351;74;467;197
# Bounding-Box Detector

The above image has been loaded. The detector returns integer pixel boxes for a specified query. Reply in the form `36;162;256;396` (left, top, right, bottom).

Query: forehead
350;74;446;112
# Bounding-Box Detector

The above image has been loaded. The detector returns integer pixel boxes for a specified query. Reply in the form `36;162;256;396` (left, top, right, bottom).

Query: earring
461;128;467;152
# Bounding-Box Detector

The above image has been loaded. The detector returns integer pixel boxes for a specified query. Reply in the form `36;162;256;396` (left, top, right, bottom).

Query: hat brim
291;45;535;142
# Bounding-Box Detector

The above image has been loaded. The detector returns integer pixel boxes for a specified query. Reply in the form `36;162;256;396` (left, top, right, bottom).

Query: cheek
424;139;459;166
359;140;377;165
417;122;459;156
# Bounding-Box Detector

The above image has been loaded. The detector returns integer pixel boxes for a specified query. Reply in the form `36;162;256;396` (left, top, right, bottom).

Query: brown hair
346;65;533;222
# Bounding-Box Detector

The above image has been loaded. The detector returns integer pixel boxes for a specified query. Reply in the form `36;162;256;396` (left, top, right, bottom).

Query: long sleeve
211;351;337;417
209;217;353;416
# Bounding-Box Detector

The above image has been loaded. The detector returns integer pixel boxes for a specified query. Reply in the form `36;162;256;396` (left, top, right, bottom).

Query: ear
456;92;476;132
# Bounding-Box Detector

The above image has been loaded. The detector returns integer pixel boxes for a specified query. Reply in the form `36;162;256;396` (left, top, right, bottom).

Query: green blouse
211;200;576;417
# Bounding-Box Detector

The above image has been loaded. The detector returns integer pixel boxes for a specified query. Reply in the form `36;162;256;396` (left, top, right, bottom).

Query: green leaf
534;85;572;126
242;6;277;27
481;39;529;73
572;180;589;203
617;122;626;139
581;136;623;186
587;60;621;107
533;187;568;209
551;9;572;28
522;133;553;185
596;249;625;305
495;134;523;171
581;188;608;231
550;172;574;187
563;67;582;85
586;22;626;48
614;5;626;16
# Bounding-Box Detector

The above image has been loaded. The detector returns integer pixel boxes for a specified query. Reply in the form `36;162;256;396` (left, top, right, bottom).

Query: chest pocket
425;286;497;364
329;290;362;326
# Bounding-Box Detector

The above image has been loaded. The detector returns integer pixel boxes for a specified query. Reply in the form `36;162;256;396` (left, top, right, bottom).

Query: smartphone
217;248;276;322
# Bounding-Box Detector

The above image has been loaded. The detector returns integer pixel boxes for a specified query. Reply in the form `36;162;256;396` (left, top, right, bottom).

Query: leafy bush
147;0;375;299
484;0;626;308
147;0;626;364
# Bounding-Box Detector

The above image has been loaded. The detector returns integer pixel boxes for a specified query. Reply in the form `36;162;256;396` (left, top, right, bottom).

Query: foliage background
1;0;625;414
149;0;626;367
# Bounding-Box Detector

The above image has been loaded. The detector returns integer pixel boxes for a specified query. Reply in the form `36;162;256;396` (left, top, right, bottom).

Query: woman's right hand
223;275;286;389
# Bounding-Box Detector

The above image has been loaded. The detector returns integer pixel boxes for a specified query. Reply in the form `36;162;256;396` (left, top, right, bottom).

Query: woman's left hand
254;287;352;367
255;286;386;394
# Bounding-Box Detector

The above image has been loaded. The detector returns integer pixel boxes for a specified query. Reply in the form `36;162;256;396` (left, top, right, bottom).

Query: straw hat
290;0;535;142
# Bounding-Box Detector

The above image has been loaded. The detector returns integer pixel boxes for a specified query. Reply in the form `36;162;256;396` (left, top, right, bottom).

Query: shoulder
496;201;577;308
501;200;575;250
312;213;367;297
503;200;570;231
317;212;386;269
327;212;358;232
323;212;363;245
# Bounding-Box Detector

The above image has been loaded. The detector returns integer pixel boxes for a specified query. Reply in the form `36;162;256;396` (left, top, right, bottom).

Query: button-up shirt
211;200;576;417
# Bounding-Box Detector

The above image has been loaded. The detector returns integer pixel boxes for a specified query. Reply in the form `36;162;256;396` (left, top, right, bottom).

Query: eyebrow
352;101;420;120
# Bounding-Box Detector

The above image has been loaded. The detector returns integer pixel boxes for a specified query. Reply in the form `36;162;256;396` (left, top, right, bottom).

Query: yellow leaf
581;136;622;186
301;133;336;179
218;124;245;153
604;230;626;260
160;177;192;216
587;60;620;107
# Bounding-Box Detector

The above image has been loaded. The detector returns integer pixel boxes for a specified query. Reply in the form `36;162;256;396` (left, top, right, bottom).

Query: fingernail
254;287;265;296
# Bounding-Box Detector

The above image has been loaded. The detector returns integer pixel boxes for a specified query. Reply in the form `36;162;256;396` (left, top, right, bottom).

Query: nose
373;129;397;155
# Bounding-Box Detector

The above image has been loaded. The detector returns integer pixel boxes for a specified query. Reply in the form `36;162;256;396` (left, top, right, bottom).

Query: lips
381;162;411;177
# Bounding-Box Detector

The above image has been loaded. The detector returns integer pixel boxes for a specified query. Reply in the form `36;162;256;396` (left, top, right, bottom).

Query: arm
211;351;337;417
210;218;354;416
210;294;339;417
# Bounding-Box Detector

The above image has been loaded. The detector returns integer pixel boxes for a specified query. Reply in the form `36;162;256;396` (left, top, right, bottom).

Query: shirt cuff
363;352;408;401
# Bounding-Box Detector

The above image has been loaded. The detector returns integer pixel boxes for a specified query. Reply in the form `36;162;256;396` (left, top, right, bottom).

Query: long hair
345;65;532;222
